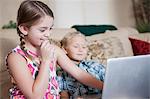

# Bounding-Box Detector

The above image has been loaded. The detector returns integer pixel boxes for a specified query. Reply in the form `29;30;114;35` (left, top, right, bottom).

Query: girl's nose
44;32;50;37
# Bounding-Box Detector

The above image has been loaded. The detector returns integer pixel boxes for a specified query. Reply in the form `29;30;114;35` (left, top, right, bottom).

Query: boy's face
64;36;88;62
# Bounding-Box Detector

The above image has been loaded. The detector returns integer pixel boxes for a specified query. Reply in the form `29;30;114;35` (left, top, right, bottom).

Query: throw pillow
71;25;117;36
86;33;129;67
129;38;150;55
86;28;138;67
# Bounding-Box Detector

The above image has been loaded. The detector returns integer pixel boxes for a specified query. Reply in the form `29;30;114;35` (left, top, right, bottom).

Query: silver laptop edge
102;55;150;99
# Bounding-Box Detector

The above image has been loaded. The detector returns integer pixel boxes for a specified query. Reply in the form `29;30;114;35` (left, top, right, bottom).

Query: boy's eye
49;27;53;30
83;46;87;49
73;46;78;48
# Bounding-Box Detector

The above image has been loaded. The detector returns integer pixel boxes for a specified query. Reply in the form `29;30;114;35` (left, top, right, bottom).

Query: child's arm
55;45;103;90
7;41;54;98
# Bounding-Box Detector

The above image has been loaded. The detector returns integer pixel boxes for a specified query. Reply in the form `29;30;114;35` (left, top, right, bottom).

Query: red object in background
129;37;150;56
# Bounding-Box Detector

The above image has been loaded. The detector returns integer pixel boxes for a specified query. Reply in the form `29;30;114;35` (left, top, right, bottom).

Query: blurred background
0;0;149;32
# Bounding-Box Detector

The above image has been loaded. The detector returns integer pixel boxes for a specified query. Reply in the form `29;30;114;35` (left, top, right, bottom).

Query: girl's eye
39;29;45;32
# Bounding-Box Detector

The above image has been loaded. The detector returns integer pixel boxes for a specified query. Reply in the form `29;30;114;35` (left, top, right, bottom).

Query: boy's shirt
57;60;105;97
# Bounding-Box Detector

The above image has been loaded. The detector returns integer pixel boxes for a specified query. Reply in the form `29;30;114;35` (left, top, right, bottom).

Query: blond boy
57;32;105;98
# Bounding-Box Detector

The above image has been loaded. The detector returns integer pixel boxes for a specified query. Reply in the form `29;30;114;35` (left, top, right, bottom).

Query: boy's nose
79;47;83;52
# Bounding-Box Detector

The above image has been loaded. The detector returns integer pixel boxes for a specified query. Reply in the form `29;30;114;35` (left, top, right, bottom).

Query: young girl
5;0;103;99
57;32;105;98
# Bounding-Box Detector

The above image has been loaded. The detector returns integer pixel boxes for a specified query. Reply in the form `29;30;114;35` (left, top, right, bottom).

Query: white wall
0;0;49;28
0;0;22;28
0;0;135;28
52;0;136;28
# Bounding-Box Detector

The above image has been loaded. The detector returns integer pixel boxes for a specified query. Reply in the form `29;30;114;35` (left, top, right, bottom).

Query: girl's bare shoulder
7;52;27;68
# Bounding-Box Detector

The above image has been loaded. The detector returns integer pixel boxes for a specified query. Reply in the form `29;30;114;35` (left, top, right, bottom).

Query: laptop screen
102;55;150;99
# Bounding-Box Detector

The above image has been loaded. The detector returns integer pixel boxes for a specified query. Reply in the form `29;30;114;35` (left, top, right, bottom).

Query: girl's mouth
40;38;48;41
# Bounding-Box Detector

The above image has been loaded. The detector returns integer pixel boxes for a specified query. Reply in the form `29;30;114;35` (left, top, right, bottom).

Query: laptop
102;55;150;99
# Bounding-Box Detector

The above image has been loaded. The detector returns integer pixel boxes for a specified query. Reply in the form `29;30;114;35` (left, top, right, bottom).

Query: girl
6;0;103;99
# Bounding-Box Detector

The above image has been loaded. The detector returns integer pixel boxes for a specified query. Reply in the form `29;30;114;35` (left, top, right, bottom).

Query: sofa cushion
86;28;138;66
86;34;126;66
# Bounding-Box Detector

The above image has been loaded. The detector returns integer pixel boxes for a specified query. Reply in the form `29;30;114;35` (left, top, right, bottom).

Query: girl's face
64;36;88;62
25;15;53;48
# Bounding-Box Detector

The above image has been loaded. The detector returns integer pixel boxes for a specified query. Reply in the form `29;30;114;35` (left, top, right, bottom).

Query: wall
52;0;136;28
0;0;49;28
0;0;22;28
0;0;135;28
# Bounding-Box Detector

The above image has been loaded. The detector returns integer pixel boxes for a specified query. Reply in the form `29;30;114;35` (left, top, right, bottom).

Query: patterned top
57;60;105;98
6;46;60;99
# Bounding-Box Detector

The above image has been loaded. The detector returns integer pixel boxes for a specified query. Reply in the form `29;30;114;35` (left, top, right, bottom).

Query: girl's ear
18;25;28;35
62;47;67;54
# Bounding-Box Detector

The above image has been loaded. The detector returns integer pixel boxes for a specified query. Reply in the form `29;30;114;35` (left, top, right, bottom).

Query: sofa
0;27;150;99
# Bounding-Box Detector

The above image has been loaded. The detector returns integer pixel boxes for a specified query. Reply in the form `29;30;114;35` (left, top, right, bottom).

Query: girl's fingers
40;40;55;59
41;40;49;49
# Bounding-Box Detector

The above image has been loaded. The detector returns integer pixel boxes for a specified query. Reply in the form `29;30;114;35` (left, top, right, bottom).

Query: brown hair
17;0;54;51
61;31;86;48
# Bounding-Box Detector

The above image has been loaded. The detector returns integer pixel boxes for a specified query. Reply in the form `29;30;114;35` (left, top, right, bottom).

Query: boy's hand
60;90;70;99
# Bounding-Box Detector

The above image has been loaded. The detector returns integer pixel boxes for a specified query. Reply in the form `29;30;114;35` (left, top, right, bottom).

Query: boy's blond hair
61;31;86;47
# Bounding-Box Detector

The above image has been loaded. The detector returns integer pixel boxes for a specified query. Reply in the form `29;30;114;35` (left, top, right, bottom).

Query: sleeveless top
6;46;60;99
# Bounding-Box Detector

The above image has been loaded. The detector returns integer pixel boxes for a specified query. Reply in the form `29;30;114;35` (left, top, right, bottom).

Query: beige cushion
129;33;150;43
86;28;139;66
117;27;139;35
